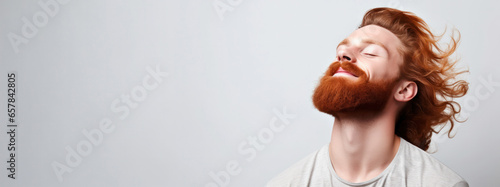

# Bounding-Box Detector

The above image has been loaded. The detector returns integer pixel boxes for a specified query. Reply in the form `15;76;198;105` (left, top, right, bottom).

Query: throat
328;116;400;183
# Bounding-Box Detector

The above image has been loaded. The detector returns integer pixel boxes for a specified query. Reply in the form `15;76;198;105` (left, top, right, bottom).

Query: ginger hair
360;8;469;151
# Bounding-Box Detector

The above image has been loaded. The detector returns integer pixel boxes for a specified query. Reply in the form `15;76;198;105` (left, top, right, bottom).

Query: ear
394;80;417;102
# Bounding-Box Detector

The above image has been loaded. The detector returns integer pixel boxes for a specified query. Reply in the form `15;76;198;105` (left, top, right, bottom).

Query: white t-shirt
267;138;468;187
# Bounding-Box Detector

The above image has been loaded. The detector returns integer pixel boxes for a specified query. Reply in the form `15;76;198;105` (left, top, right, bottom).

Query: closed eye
363;53;377;57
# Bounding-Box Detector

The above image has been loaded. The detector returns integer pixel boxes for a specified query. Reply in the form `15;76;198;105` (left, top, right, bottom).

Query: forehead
338;25;403;56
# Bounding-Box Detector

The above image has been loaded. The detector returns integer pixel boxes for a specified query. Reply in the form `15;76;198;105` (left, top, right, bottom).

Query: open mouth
333;67;358;77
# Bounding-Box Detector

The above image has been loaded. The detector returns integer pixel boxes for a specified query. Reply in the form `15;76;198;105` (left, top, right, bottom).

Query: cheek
367;62;399;81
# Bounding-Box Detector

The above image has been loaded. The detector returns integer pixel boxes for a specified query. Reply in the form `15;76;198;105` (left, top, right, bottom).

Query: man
267;8;469;187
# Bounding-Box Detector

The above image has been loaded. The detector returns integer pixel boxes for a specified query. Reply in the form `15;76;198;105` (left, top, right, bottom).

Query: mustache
324;61;367;79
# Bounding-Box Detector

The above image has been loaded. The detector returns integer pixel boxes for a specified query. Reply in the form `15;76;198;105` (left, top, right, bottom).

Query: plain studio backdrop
0;0;499;186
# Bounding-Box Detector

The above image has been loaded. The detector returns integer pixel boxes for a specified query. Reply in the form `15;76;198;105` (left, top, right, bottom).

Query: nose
337;49;356;63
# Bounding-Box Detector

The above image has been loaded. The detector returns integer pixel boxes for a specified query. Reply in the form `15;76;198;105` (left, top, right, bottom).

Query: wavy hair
360;8;469;151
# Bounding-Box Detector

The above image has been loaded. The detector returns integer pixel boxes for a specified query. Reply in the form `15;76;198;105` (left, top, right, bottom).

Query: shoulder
266;145;332;187
399;139;468;187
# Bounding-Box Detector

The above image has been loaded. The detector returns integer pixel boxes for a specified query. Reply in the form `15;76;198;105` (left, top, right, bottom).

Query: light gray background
1;0;499;186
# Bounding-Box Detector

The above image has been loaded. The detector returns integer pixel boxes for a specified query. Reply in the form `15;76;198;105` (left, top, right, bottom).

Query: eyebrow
337;38;390;55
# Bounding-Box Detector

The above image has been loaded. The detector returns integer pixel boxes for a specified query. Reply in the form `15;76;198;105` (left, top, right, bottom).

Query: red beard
312;61;398;117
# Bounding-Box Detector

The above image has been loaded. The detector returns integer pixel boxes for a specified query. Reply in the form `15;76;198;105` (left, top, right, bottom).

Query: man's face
335;24;403;81
312;25;404;116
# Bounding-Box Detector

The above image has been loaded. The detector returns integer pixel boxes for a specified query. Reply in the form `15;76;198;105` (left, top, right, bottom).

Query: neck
328;108;400;183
